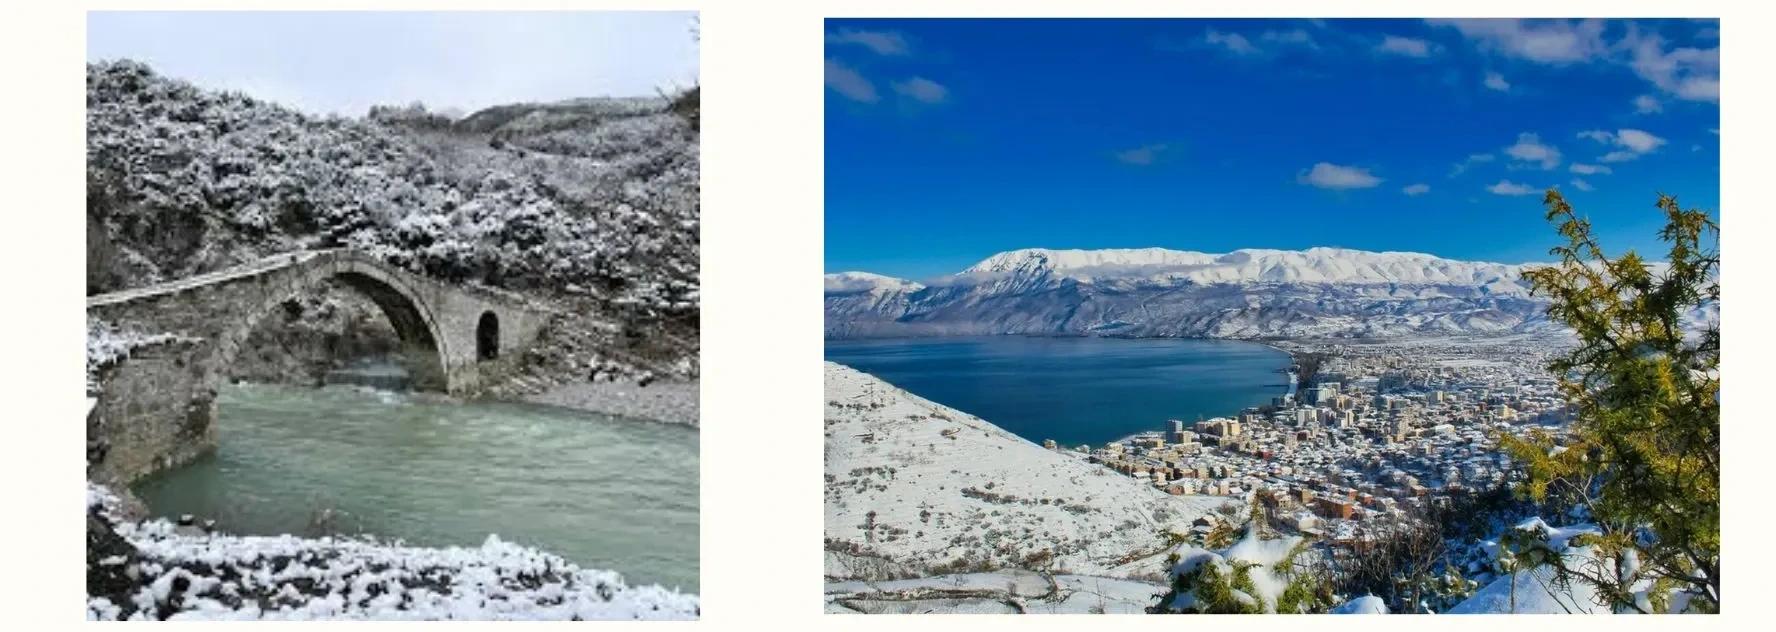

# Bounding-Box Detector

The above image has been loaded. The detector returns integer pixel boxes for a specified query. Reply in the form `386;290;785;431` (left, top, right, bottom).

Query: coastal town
1049;335;1575;543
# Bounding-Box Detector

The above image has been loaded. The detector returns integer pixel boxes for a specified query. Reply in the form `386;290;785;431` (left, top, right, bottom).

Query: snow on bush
86;483;697;620
1157;520;1322;614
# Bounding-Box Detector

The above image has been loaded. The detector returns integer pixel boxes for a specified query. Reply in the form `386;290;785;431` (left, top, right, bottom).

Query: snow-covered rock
824;362;1230;580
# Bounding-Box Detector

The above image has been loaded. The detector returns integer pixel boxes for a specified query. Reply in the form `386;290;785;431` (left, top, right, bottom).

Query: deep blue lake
824;336;1293;448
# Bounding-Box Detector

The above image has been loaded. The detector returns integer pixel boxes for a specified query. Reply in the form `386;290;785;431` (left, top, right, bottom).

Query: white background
0;0;1767;628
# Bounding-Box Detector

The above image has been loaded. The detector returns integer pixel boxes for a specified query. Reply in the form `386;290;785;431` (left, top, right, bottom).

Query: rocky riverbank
524;379;699;427
86;484;698;621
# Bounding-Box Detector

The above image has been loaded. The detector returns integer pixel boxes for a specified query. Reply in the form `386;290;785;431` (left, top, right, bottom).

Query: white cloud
1299;162;1382;189
1622;26;1719;103
1377;35;1433;58
1570;178;1595;192
1633;94;1663;114
1198;28;1319;58
1449;153;1495;176
1615;128;1667;153
1261;29;1318;48
1205;29;1259;55
1402;183;1431;196
1487;180;1539;196
1578;128;1667;162
1569;163;1612;175
1577;129;1613;143
1114;144;1169;166
1429;18;1608;64
827;28;910;56
1504;132;1562;170
891;76;949;104
1483;71;1511;92
825;59;878;103
1432;19;1718;105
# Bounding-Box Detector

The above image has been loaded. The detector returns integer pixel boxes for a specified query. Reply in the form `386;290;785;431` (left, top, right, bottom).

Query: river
131;382;699;592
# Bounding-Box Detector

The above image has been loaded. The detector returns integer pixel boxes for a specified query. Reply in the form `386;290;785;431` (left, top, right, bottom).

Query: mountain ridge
826;246;1553;339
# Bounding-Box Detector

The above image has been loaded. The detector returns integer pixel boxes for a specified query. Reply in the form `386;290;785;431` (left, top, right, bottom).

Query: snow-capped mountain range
826;247;1554;339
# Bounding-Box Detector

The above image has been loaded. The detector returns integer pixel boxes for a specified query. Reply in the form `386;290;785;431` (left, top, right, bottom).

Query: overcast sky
88;11;699;116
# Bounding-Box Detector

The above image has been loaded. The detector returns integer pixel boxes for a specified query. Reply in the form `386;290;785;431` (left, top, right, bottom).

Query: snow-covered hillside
824;362;1230;580
87;60;697;312
825;247;1550;339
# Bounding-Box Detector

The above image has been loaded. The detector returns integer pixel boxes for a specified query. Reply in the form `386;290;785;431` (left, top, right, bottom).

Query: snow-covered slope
826;247;1550;339
824;362;1230;580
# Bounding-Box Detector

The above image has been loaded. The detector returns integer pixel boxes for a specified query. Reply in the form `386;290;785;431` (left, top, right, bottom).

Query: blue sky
88;11;698;116
825;19;1720;281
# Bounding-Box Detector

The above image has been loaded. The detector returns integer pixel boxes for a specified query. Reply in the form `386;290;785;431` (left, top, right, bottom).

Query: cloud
1450;152;1496;176
1402;183;1431;196
1114;143;1170;166
1578;128;1667;162
922;270;1014;289
825;59;878;103
1633;94;1663;114
1615;128;1667;153
826;28;909;56
1299;162;1382;189
1487;180;1539;196
1261;29;1318;48
1570;178;1595;192
1205;29;1259;55
891;76;948;104
1483;71;1511;92
1376;35;1433;58
1429;18;1608;64
1569;163;1611;175
1621;26;1719;102
1196;27;1319;58
1504;132;1562;170
1432;19;1718;104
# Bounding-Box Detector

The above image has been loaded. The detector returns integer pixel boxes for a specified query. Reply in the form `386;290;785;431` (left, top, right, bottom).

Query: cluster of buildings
1045;336;1577;540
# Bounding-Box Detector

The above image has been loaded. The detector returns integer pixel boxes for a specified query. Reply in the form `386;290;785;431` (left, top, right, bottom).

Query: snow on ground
825;570;1166;614
1332;595;1389;614
824;362;1230;579
87;484;696;620
1449;517;1607;614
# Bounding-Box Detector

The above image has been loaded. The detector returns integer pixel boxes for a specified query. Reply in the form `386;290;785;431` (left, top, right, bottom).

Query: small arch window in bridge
477;312;500;361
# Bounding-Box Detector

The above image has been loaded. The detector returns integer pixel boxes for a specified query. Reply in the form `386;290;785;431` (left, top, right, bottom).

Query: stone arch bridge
87;249;554;484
